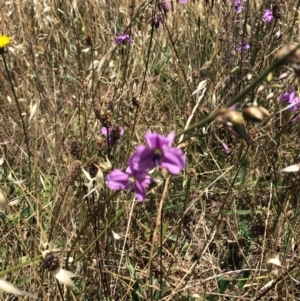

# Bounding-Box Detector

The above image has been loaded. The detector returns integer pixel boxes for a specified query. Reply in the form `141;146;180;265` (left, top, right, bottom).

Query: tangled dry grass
0;0;300;300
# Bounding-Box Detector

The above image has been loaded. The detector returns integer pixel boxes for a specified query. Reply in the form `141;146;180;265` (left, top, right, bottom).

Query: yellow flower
0;35;11;49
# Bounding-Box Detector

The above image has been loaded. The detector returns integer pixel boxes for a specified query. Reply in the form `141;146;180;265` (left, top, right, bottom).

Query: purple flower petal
131;131;185;175
101;127;109;135
134;175;153;201
280;92;290;102
232;0;243;13
115;33;133;45
106;166;153;201
237;41;250;51
280;87;299;112
145;130;173;148
161;147;186;175
106;169;129;189
263;9;273;23
130;146;154;171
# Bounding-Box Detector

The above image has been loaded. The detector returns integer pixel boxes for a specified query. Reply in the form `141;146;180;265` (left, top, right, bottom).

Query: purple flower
232;0;243;13
180;0;188;3
237;41;250;51
280;87;300;112
129;131;186;175
106;166;152;201
101;127;124;147
263;9;273;23
115;33;133;45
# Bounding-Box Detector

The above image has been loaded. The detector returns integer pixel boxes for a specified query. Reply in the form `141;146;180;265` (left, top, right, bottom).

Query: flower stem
1;53;31;179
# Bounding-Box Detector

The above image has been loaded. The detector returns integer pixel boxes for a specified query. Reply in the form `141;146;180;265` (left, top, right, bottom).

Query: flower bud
42;250;60;271
218;109;245;126
278;72;289;80
256;85;265;93
266;92;274;100
242;105;270;122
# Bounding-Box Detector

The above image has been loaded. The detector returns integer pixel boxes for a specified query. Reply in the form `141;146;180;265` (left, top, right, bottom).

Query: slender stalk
175;44;300;140
1;53;31;178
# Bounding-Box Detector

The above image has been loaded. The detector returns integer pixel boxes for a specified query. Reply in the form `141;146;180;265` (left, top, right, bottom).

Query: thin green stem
175;45;300;140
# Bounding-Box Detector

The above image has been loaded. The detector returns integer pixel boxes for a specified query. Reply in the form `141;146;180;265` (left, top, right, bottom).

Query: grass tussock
0;0;300;300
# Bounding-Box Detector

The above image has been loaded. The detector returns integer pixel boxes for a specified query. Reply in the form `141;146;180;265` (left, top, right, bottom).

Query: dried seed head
96;137;106;152
42;251;60;271
187;168;196;177
69;139;81;158
65;160;82;186
272;1;281;20
94;106;112;128
131;97;139;108
87;161;98;178
110;126;121;143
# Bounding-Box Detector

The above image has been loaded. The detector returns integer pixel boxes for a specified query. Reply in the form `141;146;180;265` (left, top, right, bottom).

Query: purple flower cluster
106;131;186;201
280;87;300;112
237;41;250;51
263;9;273;23
115;33;133;45
232;0;243;13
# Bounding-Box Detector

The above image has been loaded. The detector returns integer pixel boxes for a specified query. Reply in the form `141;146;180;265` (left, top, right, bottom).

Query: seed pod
65;160;82;186
69;139;81;158
272;2;281;20
42;251;60;271
94;106;112;128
